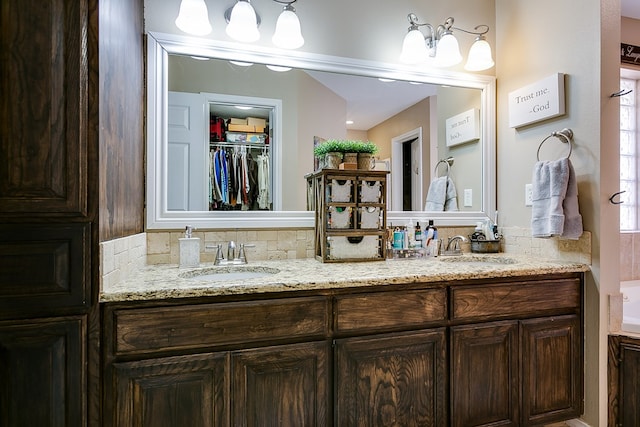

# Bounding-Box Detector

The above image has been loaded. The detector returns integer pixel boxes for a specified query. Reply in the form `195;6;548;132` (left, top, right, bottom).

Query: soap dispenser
179;225;200;268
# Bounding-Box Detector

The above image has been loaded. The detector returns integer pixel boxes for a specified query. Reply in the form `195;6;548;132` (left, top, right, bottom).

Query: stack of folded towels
531;157;583;239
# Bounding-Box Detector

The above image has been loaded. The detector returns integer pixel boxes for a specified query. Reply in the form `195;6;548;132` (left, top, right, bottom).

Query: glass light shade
266;65;292;72
225;1;260;43
400;29;429;64
434;32;462;67
272;9;304;49
175;0;212;36
464;38;495;71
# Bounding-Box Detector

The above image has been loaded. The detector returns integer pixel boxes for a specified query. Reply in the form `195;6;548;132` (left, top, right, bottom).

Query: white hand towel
444;177;459;212
530;157;582;239
425;176;447;211
561;159;583;239
425;176;459;211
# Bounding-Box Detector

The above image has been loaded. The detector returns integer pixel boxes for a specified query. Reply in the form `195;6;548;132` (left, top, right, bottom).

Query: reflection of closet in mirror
166;90;279;212
208;103;272;211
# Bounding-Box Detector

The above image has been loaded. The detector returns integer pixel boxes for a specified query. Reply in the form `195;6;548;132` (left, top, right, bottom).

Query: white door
167;91;207;211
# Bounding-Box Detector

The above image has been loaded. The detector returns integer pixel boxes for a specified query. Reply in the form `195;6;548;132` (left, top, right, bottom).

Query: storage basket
327;235;382;260
360;180;381;202
469;238;502;253
330;179;353;202
327;206;352;229
359;206;381;229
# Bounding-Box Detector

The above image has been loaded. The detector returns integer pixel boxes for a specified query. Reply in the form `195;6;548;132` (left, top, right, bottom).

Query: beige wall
495;1;618;425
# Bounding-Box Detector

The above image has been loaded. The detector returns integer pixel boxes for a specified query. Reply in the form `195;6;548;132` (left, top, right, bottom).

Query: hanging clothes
257;154;270;209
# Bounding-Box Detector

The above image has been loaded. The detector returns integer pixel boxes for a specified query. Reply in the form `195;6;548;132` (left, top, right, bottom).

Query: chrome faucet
206;241;255;265
444;235;468;255
227;240;236;261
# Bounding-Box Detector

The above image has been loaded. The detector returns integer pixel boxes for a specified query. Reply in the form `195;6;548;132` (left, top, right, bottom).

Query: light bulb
272;6;304;49
465;37;495;71
434;32;462;67
400;29;428;64
226;1;260;43
175;0;212;36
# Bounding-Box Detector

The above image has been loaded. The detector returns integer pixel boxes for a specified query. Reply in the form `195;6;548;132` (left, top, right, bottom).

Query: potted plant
314;139;379;170
313;140;344;169
351;140;379;170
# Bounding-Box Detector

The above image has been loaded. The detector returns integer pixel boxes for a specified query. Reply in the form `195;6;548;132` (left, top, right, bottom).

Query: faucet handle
206;244;225;265
238;243;255;263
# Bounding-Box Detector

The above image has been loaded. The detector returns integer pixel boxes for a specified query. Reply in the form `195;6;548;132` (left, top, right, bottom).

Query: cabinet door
112;352;228;427
232;341;330;427
451;321;519;427
521;315;582;426
0;0;88;215
0;316;86;427
335;329;446;427
619;341;640;426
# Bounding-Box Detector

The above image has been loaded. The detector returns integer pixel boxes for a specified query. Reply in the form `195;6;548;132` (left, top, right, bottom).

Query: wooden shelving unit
306;169;388;262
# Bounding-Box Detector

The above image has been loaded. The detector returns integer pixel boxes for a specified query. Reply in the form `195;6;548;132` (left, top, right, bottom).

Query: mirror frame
146;32;496;229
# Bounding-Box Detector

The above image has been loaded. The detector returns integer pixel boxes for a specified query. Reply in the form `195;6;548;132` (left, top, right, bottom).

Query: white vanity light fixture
225;0;261;43
272;0;304;49
175;0;212;36
400;14;494;71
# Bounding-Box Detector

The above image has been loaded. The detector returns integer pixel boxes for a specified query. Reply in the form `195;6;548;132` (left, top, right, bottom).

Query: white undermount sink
438;254;518;265
179;266;280;282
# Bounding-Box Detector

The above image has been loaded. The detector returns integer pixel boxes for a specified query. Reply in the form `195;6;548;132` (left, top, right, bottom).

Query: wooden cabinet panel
112;352;228;427
0;223;90;319
451;321;519;427
112;297;328;356
610;338;640;426
451;278;580;321
0;316;86;426
334;288;446;334
335;329;447;427
521;315;582;425
0;0;88;215
232;341;330;426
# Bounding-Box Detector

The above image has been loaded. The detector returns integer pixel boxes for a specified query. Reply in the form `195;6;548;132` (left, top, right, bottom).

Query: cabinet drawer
451;278;581;321
113;297;329;356
334;288;447;334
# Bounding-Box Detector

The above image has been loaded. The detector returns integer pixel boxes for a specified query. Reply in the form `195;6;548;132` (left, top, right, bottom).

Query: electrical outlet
525;183;533;206
463;188;472;207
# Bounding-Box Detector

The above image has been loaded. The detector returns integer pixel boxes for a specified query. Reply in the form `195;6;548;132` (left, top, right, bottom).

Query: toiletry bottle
393;225;404;249
179;225;201;268
428;220;438;240
406;222;415;248
414;222;422;248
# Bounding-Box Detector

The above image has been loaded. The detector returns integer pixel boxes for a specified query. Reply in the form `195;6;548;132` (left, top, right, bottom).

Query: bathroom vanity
100;256;586;426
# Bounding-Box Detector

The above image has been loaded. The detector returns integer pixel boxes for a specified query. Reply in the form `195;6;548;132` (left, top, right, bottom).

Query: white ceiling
622;0;640;19
305;70;437;131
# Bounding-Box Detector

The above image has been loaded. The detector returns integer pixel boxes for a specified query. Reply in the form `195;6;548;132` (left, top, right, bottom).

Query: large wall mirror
147;32;496;229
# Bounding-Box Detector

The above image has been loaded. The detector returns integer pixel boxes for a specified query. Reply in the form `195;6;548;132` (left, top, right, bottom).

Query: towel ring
434;157;454;177
536;128;573;161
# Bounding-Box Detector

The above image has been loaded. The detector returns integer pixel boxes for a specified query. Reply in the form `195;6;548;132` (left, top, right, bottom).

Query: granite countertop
100;254;590;303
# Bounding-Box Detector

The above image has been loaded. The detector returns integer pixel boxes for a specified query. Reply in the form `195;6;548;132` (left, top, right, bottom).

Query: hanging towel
531;157;583;239
424;176;459;211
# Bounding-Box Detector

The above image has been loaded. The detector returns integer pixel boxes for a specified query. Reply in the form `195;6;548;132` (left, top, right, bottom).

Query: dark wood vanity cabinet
608;335;640;426
451;278;583;426
102;273;583;427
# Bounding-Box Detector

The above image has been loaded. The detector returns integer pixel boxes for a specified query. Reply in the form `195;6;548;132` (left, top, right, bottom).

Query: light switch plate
525;183;533;206
464;188;473;207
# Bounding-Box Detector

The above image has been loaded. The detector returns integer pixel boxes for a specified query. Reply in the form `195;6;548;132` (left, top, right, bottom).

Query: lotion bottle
179;225;200;268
